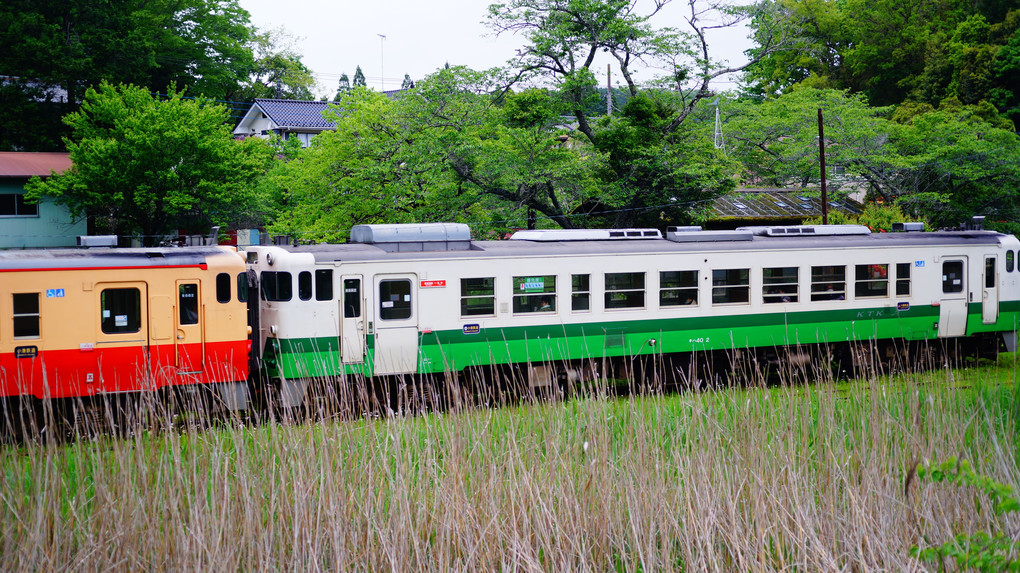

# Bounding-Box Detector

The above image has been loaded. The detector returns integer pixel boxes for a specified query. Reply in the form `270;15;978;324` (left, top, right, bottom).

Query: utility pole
378;34;386;92
818;108;828;225
606;64;612;116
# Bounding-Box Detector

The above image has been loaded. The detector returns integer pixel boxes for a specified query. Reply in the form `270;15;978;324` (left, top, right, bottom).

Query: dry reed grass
0;354;1017;571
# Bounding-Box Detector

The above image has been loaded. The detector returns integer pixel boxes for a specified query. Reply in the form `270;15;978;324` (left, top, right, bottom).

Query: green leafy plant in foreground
911;457;1020;571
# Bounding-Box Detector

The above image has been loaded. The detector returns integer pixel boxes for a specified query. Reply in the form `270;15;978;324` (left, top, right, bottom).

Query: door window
343;279;361;318
942;261;964;293
379;279;412;320
101;288;142;333
178;283;199;325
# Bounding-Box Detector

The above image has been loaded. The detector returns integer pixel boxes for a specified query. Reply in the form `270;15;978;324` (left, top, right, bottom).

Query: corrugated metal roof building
706;188;863;229
0;152;86;248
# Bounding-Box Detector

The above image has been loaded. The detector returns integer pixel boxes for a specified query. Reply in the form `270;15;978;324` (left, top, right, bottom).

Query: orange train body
0;246;250;400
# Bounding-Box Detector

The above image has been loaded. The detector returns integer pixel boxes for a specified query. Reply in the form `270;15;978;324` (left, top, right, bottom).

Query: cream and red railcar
246;223;1020;404
0;247;250;402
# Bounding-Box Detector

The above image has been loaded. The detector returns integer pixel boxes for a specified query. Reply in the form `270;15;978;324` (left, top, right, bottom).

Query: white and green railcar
244;223;1020;399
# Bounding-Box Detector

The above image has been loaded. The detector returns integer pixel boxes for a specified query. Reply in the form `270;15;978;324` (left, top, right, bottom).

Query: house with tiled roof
232;98;337;147
705;188;864;229
0;152;86;248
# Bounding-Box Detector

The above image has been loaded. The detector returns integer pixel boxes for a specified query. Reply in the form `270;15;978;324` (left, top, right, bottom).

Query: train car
0;246;251;408
245;223;1020;404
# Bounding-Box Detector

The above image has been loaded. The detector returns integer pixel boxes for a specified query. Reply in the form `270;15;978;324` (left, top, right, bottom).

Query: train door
373;274;418;375
174;280;205;374
982;255;999;324
938;258;968;337
95;282;150;392
340;275;365;364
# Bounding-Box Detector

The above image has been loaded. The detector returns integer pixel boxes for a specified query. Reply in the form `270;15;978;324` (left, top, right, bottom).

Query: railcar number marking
688;337;710;344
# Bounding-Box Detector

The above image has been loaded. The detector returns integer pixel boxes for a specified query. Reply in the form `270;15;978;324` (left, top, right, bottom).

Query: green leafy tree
486;0;788;226
334;74;352;101
26;83;275;244
0;0;259;150
261;67;608;240
353;66;367;87
239;27;317;100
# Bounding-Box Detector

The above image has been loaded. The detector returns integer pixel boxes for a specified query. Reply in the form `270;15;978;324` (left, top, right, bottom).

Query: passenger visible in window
538;296;553;311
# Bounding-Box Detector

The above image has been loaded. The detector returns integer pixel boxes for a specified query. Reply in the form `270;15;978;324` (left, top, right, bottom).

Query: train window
660;271;698;306
12;293;40;338
810;266;846;301
298;271;313;301
896;263;911;296
513;275;557;313
1007;251;1014;273
260;271;292;301
985;257;996;289
855;264;888;298
343;279;361;318
943;261;964;293
461;278;495;316
315;270;333;301
712;269;749;305
379;279;412;320
179;284;199;325
572;274;591;312
237;273;248;303
101;288;141;334
605;272;645;309
763;267;798;303
216;273;231;303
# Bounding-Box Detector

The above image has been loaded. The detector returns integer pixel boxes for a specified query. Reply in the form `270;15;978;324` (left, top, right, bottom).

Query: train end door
340;275;366;364
938;258;968;337
372;275;419;375
175;280;205;374
982;255;999;324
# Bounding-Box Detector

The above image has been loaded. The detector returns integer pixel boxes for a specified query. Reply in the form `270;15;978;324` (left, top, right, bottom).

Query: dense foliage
0;0;314;151
744;0;1020;126
26;83;275;244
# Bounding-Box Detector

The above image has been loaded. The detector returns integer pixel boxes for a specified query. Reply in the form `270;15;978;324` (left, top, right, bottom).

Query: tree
353;66;367;87
238;27;317;101
0;0;259;150
744;0;1020;125
334;74;351;101
26;83;275;244
486;0;789;226
261;67;608;240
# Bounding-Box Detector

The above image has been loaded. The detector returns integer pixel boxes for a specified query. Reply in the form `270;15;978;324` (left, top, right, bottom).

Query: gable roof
0;152;72;177
232;99;338;137
711;188;863;221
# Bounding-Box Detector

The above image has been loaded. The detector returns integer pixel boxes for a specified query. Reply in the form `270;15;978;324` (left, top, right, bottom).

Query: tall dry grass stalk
0;355;1017;571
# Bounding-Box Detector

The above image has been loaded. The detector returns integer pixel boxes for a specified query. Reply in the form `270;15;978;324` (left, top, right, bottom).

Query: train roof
0;246;236;271
259;229;1014;265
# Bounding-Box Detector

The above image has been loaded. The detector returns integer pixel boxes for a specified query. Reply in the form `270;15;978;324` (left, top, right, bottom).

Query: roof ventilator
349;223;472;252
736;224;871;237
510;229;662;241
665;226;754;243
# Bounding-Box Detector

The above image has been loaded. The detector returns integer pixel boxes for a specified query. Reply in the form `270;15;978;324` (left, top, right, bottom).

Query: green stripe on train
262;303;1018;378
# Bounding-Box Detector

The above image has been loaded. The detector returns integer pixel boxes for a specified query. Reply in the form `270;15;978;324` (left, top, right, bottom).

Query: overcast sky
237;0;755;98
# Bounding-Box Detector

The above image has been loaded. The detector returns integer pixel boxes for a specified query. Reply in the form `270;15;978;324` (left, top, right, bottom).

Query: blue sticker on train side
463;324;481;335
46;288;65;298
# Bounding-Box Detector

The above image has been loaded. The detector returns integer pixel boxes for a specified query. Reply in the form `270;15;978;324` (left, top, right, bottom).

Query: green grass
0;355;1017;570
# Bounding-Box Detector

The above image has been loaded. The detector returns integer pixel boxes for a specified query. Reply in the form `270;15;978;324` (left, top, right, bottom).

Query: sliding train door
372;274;419;375
982;255;999;324
938;258;968;337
